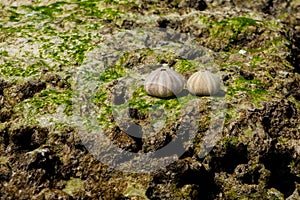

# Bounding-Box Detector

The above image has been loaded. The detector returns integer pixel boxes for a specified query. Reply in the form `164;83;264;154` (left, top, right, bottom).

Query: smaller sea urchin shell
144;66;185;98
187;71;220;96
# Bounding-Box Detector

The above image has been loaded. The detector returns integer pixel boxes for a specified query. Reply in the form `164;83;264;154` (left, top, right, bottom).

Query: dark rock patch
260;144;300;198
0;108;12;123
4;79;46;107
209;142;249;174
146;158;219;199
41;73;70;89
261;100;298;138
234;163;269;185
9;126;49;152
178;0;208;11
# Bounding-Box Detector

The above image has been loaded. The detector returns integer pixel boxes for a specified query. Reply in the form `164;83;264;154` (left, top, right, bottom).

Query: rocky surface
0;0;299;199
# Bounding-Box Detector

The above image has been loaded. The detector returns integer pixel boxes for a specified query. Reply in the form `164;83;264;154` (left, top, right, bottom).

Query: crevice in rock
262;0;274;14
261;100;298;138
210;143;249;174
290;35;300;74
260;145;300;198
235;164;266;185
9;126;49;152
146;158;220;199
109;126;143;153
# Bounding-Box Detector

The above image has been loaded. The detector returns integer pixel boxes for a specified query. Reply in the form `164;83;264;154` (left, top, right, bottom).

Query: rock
33;188;72;200
0;108;12;123
261;100;298;138
178;0;208;10
146;158;218;199
0;0;299;199
9;125;49;152
4;79;45;107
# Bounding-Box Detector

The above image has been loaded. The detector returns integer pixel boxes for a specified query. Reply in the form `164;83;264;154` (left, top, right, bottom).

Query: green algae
5;1;123;23
0;61;40;77
0;0;298;199
62;177;84;196
93;81;188;129
0;56;57;78
212;17;257;30
174;59;198;73
226;76;269;106
99;64;126;82
208;17;258;50
250;55;265;67
0;1;123;80
124;185;149;199
15;89;73;116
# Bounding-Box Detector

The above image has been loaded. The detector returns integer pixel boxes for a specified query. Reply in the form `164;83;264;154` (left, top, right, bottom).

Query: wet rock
178;0;208;10
33;188;72;200
0;147;63;199
261;100;298;138
120;19;139;30
157;17;181;29
0;108;12;123
0;79;9;95
102;126;142;153
260;143;300;198
41;73;70;89
0;123;9;152
146;158;218;199
9;125;49;152
206;142;249;174
0;159;11;183
234;163;270;185
128;107;146;120
22;147;61;172
239;69;254;80
0;79;8;92
286;183;300;200
0;0;300;199
4;79;46;107
214;171;285;199
142;122;177;153
0;79;10;108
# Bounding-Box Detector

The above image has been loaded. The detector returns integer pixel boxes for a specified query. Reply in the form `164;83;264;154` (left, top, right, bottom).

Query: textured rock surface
0;0;299;199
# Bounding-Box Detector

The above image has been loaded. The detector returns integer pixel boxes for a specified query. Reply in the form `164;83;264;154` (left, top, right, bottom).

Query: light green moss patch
174;59;198;73
222;136;239;148
226;76;269;106
208;17;258;47
5;1;123;24
0;0;124;81
0;61;41;77
15;89;73;116
124;185;149;199
99;64;126;82
62;177;84;196
249;55;265;67
244;128;254;138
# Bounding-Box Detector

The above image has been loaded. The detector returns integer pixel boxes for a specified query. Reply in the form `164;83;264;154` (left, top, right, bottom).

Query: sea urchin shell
144;66;185;98
187;71;220;96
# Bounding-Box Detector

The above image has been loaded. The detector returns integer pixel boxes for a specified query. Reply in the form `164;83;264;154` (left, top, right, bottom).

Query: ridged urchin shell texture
187;71;220;96
144;66;185;98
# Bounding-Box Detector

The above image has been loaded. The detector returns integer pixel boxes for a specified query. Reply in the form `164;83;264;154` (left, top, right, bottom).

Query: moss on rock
0;0;299;199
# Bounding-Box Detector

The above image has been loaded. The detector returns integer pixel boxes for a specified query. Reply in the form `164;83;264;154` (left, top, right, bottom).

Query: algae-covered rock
0;0;299;199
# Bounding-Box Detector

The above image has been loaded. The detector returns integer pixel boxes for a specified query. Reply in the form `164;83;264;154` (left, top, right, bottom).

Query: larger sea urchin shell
187;71;220;96
144;66;185;98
